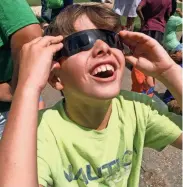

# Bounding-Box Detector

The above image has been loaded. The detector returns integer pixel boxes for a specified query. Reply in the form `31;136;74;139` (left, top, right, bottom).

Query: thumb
125;55;138;66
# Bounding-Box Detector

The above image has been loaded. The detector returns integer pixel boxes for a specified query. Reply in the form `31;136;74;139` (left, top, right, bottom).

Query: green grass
74;1;182;32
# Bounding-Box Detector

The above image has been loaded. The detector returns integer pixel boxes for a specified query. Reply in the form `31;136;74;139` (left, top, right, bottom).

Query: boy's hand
18;36;63;93
119;31;176;80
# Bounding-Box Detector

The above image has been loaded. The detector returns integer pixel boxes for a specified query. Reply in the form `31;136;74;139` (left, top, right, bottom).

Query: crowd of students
0;0;182;187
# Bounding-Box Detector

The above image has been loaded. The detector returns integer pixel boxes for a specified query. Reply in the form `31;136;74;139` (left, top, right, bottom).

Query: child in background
41;0;73;23
136;0;171;45
163;8;183;53
131;67;155;97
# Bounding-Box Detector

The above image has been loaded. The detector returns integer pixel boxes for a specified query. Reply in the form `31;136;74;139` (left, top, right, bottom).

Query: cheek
116;50;125;63
60;54;88;85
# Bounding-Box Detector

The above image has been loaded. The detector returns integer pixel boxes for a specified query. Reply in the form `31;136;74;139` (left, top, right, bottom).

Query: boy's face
51;15;125;100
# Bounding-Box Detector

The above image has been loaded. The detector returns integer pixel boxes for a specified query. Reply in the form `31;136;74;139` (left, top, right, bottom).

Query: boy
136;0;172;44
0;4;182;187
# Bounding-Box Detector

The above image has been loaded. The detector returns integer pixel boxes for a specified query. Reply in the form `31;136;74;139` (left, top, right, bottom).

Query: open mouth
91;64;115;78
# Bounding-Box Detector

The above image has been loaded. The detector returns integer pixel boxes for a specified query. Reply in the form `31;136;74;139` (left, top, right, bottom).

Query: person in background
0;0;43;138
171;0;177;16
41;0;73;23
0;81;12;137
36;16;49;31
113;0;141;31
131;67;155;97
136;0;172;44
163;8;183;53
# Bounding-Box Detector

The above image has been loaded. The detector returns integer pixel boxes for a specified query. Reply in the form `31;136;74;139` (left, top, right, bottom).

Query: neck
64;96;112;130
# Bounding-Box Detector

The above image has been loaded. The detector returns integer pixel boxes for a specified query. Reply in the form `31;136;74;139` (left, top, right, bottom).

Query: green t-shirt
163;16;183;51
37;91;182;187
0;0;39;82
0;0;39;112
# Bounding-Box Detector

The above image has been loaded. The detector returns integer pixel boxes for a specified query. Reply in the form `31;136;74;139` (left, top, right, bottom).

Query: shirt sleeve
0;0;39;45
144;98;182;151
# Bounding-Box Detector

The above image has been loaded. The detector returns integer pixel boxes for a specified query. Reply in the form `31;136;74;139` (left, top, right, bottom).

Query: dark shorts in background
142;30;164;45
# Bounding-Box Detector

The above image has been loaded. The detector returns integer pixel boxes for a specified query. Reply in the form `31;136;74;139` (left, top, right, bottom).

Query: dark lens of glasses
106;34;116;47
68;34;89;51
54;29;123;59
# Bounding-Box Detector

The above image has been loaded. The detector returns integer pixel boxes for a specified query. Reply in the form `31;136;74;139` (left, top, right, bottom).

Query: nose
92;40;111;58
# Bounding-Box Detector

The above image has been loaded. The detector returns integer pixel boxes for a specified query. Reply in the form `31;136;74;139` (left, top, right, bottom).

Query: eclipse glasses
53;29;123;60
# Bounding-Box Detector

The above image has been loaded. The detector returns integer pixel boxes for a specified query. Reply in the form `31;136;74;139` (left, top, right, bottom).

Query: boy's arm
119;31;182;149
119;31;182;107
0;36;63;187
0;83;40;187
171;134;182;149
158;63;182;107
10;24;43;92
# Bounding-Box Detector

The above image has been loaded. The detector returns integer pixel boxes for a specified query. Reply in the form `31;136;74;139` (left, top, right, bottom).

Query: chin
87;86;121;100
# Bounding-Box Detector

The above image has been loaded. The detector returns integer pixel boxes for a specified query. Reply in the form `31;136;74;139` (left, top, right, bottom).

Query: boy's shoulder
117;90;151;104
113;90;154;116
116;90;171;117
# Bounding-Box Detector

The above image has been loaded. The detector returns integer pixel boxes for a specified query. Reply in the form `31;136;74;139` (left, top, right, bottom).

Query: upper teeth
92;64;114;76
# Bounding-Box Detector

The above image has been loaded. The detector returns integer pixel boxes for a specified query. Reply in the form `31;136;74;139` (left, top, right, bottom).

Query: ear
48;61;64;91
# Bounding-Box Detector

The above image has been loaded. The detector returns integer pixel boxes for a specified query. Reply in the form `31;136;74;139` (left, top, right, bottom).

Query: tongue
95;70;114;78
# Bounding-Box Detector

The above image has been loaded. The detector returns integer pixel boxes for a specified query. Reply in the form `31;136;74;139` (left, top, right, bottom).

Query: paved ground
42;66;182;187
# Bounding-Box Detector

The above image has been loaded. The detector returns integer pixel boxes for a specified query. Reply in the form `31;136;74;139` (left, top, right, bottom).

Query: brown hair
45;3;121;37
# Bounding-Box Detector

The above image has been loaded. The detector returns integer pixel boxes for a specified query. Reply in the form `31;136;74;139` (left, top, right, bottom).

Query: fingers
22;36;63;50
118;30;156;48
125;55;138;66
37;35;63;47
48;43;63;54
28;37;42;45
